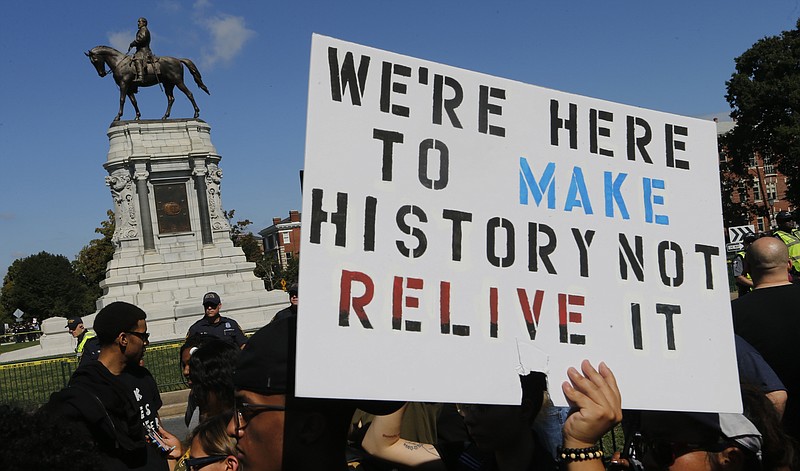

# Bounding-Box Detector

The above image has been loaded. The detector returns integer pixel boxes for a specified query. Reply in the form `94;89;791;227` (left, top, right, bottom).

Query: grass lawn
0;340;187;408
0;341;40;355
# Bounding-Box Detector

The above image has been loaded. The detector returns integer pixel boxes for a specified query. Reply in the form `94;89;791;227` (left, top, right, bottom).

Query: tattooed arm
361;403;442;467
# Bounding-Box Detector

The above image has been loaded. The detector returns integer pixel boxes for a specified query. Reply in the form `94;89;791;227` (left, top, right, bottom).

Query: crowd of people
0;319;41;344
2;214;800;469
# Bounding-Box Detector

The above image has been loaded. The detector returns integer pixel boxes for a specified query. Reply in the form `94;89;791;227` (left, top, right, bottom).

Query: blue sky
1;1;798;280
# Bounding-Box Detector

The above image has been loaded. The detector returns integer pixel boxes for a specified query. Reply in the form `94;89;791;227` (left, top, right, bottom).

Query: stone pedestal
1;120;284;362
97;119;284;340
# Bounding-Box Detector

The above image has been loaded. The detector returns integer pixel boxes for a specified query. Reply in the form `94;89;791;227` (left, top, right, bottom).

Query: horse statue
85;45;210;122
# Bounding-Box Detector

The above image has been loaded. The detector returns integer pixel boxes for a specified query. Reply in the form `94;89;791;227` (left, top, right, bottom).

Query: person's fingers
570;360;608;406
562;378;589;407
597;362;623;422
577;360;621;416
562;373;609;447
598;361;617;387
565;360;623;431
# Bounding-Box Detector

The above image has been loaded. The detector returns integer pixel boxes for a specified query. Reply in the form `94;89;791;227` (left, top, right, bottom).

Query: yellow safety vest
775;230;800;272
76;330;97;355
735;251;752;281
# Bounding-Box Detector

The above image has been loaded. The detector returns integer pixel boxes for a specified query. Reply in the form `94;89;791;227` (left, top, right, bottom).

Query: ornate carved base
96;119;285;340
3;119;287;362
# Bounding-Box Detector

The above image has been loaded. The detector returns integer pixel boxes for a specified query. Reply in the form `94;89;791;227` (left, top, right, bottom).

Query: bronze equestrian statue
86;18;210;121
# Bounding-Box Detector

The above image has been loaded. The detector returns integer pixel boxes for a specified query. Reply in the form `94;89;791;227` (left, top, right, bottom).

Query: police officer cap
65;317;83;330
202;292;221;305
776;211;794;221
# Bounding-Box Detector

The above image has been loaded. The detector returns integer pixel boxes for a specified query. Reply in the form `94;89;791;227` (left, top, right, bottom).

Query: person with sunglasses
226;315;400;471
43;301;182;470
270;283;299;323
181;413;240;471
187;292;247;348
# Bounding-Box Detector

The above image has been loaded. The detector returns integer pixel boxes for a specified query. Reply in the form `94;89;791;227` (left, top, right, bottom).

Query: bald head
746;237;790;286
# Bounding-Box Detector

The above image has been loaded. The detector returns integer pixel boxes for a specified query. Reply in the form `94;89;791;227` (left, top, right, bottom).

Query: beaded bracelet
558;446;604;462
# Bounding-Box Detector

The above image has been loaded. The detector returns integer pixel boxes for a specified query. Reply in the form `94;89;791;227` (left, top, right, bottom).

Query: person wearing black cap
270;283;298;324
187;291;247;348
43;301;182;470
66;316;101;365
226;315;400;470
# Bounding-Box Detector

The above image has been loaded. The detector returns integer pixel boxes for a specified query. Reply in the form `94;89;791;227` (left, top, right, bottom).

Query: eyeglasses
233;398;286;432
184;455;228;470
125;331;150;343
204;303;220;309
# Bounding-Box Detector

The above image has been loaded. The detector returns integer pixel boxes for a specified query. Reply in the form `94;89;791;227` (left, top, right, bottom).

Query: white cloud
158;0;183;12
107;31;130;52
200;15;256;69
193;0;212;11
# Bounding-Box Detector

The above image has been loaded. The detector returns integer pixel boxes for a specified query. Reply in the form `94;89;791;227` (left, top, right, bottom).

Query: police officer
66;317;101;364
773;211;800;281
186;292;247;348
270;283;298;323
732;232;758;297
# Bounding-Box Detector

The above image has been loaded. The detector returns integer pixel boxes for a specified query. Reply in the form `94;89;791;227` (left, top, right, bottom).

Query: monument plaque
154;183;191;233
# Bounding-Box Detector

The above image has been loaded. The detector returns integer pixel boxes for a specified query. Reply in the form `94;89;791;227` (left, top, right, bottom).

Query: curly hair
189;338;240;416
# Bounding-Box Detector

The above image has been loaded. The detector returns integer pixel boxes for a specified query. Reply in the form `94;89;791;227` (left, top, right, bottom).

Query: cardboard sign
297;34;741;412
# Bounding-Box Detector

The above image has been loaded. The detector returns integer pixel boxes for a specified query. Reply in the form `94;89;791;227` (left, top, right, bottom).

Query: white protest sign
297;34;741;412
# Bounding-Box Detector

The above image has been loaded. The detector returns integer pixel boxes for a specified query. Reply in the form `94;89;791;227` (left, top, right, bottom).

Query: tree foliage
724;19;800;204
73;210;116;302
278;256;299;287
225;209;268;279
0;252;94;323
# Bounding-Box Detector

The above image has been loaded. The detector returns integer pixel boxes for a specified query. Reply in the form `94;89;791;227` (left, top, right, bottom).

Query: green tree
724;19;800;204
73;210;116;303
261;255;299;292
225;209;268;279
279;256;299;287
0;252;94;322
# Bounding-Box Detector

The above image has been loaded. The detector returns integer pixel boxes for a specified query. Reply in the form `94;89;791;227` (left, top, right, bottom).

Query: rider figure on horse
129;17;152;83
